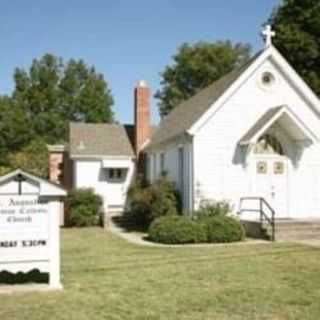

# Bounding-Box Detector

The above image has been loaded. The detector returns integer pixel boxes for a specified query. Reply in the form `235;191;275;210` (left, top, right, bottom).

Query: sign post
0;170;66;290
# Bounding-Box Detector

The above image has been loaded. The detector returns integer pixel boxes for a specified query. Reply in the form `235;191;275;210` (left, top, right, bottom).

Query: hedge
148;214;245;244
200;215;245;243
148;215;206;244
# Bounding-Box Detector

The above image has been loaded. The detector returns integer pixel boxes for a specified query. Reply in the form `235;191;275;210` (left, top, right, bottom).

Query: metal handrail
238;197;275;241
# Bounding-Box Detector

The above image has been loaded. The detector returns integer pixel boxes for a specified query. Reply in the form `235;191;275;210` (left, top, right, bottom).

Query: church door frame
250;153;290;218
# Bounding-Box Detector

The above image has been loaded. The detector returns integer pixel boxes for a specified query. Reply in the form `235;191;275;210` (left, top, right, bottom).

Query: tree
269;0;320;96
0;96;33;165
8;139;49;178
155;41;251;116
12;54;114;143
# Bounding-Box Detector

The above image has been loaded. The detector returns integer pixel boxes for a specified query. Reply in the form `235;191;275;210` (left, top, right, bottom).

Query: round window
261;72;275;87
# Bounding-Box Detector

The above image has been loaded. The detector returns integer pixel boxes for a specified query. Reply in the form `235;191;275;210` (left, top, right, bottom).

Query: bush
197;200;231;218
127;178;181;227
148;215;206;244
200;215;245;243
66;189;103;227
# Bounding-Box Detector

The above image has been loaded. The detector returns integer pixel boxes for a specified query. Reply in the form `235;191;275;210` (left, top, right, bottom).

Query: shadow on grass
0;269;49;285
111;215;148;233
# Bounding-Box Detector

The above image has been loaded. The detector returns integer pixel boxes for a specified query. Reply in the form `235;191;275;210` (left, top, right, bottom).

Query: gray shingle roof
70;122;135;157
149;51;263;149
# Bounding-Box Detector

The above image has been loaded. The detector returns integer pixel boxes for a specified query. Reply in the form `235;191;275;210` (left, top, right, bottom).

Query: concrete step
263;219;320;241
276;232;320;241
265;226;320;233
264;219;320;225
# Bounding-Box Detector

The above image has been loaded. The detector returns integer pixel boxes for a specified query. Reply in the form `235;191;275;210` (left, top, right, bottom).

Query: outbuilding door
105;168;127;207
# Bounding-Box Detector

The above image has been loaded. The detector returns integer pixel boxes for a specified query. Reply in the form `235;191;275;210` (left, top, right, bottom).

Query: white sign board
0;170;66;290
0;196;50;263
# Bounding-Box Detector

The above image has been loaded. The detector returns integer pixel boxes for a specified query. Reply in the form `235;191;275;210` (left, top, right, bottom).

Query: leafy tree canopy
8;139;49;178
0;54;114;173
269;0;320;95
0;139;49;178
12;53;114;143
155;41;251;116
0;96;33;165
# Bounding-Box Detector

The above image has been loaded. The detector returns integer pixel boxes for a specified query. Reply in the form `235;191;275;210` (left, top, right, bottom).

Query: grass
1;228;320;320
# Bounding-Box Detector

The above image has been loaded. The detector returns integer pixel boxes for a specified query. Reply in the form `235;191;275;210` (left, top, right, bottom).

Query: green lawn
1;228;320;320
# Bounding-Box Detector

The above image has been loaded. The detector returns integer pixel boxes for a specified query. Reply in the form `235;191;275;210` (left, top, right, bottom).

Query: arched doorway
251;133;289;218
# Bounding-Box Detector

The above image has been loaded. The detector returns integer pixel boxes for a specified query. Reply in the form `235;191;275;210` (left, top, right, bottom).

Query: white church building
49;26;320;227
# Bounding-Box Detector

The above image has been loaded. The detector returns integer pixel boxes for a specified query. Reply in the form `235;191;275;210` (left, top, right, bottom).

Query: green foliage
127;178;181;227
148;178;181;221
269;0;320;96
12;54;114;143
0;54;114;174
8;139;49;178
148;198;243;244
0;96;33;165
155;40;251;116
148;215;207;244
66;189;103;227
197;200;231;218
126;179;152;226
199;215;245;243
0;166;12;176
148;209;245;244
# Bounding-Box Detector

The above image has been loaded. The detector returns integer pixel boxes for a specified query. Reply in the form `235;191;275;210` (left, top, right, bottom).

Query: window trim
107;168;126;182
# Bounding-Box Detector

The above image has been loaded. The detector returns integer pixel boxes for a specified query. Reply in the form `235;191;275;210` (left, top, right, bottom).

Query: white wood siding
193;57;320;218
73;158;135;210
148;140;192;212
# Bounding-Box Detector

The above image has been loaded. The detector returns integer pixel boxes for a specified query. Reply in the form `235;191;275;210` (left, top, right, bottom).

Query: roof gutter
147;131;193;152
70;154;135;160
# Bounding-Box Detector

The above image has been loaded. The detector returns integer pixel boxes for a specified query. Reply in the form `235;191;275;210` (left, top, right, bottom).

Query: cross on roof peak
261;25;275;48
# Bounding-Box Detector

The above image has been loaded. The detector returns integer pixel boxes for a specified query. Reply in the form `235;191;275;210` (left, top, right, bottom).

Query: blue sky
0;0;279;124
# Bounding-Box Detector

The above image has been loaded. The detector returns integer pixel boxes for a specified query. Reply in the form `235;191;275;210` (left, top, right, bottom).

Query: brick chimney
48;145;65;185
47;144;72;189
134;80;151;155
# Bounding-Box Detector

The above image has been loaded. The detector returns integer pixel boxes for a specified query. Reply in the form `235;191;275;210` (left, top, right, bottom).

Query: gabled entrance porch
237;105;320;240
238;105;317;220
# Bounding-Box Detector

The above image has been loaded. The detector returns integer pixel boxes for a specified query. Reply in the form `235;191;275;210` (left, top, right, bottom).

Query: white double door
252;156;289;218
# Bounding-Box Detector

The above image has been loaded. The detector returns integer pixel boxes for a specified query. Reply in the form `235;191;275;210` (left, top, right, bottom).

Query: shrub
66;189;103;227
148;178;181;220
148;215;207;244
197;199;231;218
200;215;245;243
127;177;181;227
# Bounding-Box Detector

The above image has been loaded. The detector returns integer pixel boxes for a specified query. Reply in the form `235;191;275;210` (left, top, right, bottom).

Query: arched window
253;134;284;155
